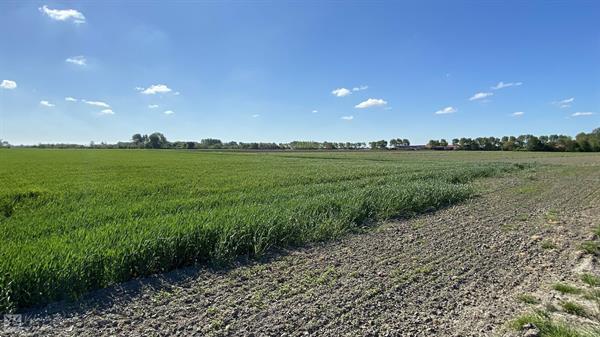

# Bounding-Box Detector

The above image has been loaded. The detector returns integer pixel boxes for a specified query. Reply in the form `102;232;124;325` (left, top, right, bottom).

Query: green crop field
0;149;526;312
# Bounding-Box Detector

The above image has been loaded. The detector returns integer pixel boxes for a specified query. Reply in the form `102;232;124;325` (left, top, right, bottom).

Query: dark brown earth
3;155;600;336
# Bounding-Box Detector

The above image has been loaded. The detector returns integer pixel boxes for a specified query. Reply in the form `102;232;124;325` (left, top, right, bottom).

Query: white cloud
352;85;368;92
40;100;55;107
65;56;86;66
469;92;494;101
559;98;575;104
572;112;594;117
140;84;172;95
511;111;524;116
435;106;457;115
83;100;110;108
355;98;388;109
148;104;159;109
491;81;522;90
555;97;574;108
164;110;175;115
99;109;114;115
251;114;260;118
65;97;77;102
341;115;354;120
0;80;17;89
312;110;318;113
39;5;85;24
173;91;181;96
331;88;351;97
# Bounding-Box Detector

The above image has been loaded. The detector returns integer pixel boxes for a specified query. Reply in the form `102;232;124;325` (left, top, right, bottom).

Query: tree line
426;128;600;152
126;133;377;150
2;128;599;152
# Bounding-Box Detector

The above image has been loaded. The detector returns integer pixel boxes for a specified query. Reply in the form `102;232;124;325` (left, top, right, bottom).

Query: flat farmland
0;149;523;312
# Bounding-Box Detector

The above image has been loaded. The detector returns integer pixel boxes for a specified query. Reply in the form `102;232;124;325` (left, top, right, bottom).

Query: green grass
513;311;600;337
560;301;588;318
0;149;526;312
542;240;557;249
594;224;600;237
580;241;600;255
580;273;600;287
583;289;600;302
553;283;583;295
518;293;540;305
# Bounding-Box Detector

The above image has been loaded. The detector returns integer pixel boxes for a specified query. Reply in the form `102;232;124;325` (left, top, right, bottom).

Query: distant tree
402;139;410;147
200;138;223;149
223;141;239;149
501;136;516;151
132;133;144;146
148;132;168;149
575;132;592;152
427;139;440;147
369;140;387;150
322;142;336;150
439;139;448;147
525;135;543;151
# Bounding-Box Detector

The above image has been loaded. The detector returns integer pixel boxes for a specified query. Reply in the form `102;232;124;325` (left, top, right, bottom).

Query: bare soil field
3;152;600;336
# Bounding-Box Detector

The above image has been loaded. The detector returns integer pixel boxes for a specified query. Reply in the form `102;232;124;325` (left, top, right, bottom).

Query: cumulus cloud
40;100;55;107
491;81;522;90
341;116;354;120
139;84;172;95
251;114;260;118
312;110;318;113
99;109;114;115
0;80;17;89
355;98;387;109
554;97;575;108
83;100;110;108
435;106;457;115
65;56;86;66
65;97;77;102
39;5;85;24
469;92;494;101
148;104;159;109
331;88;351;97
164;110;175;115
572;112;594;117
511;111;524;116
352;85;368;92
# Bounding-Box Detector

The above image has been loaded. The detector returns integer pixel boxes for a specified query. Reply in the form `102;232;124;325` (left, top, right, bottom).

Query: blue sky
1;1;598;145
